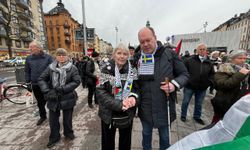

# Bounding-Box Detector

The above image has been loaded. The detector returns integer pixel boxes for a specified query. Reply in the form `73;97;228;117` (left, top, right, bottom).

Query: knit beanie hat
228;50;246;60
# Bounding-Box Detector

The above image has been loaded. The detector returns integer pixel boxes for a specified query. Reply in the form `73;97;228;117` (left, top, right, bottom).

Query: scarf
49;61;72;88
114;61;133;101
138;48;157;76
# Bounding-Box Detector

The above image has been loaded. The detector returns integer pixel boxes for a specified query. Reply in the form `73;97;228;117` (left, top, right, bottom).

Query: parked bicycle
0;78;31;105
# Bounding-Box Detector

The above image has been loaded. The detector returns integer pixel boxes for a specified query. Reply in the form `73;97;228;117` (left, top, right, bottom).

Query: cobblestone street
0;86;214;150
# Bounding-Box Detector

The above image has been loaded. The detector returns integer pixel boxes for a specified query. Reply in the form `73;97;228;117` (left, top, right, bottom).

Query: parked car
3;57;26;67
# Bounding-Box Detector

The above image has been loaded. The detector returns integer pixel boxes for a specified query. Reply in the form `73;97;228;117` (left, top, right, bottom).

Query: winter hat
228;50;246;60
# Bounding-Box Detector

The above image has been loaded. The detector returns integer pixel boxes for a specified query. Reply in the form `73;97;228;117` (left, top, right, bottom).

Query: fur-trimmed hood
217;63;237;74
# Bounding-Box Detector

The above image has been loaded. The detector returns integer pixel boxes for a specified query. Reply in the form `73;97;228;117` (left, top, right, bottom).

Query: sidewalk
0;86;214;149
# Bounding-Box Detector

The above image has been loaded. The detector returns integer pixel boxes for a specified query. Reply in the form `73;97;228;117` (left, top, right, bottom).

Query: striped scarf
114;61;133;101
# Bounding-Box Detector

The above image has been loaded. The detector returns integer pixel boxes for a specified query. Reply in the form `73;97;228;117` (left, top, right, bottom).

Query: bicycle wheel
3;85;30;105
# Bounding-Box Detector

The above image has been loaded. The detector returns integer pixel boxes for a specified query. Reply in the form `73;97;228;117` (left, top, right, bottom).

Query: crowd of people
24;26;250;149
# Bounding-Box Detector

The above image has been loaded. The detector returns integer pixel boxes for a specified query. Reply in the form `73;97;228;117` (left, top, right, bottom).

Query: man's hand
160;82;175;95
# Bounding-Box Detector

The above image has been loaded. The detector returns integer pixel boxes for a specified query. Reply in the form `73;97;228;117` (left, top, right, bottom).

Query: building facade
172;30;241;55
213;9;250;51
0;0;44;59
44;1;83;57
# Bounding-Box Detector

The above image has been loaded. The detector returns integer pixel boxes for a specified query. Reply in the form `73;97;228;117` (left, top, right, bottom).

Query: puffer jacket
212;63;250;114
25;52;53;84
96;60;139;125
38;61;81;111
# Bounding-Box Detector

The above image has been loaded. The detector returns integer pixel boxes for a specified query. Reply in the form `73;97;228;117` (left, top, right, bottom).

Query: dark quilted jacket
38;62;81;111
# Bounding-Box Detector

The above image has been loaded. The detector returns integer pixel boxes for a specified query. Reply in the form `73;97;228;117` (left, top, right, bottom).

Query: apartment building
0;0;44;58
213;9;250;50
44;1;83;57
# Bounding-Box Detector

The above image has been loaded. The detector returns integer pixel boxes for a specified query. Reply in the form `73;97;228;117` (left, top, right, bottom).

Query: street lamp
81;0;87;55
115;26;118;46
203;21;208;33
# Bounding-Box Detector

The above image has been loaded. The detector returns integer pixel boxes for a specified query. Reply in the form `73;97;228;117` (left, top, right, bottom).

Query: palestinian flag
168;94;250;150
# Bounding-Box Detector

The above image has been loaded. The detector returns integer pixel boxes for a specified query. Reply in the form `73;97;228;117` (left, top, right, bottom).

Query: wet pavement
0;86;214;150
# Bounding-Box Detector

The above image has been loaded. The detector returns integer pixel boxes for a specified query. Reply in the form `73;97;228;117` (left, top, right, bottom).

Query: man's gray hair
197;43;207;49
30;40;43;50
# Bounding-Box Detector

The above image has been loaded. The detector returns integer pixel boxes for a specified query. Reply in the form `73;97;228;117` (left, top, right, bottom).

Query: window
50;27;53;34
51;36;54;42
0;38;2;45
11;16;18;23
243;35;245;41
244;27;246;33
24;42;29;48
57;36;60;42
15;40;21;48
11;4;16;11
56;27;60;34
56;20;59;25
40;25;44;32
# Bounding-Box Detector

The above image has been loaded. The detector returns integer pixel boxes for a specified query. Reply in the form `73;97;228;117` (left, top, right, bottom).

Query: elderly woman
211;50;250;123
96;43;138;150
38;48;81;148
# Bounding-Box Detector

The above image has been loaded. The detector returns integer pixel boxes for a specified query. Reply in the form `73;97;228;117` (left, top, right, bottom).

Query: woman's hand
239;68;250;75
122;97;136;110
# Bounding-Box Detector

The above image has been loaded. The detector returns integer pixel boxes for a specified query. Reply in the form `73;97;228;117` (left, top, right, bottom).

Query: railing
15;0;29;9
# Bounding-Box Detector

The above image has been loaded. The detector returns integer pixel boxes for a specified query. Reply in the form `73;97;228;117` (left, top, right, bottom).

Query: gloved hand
44;89;58;101
55;86;63;94
26;84;32;92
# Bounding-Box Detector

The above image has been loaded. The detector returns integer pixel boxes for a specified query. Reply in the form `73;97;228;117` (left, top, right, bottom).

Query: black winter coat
85;59;97;87
184;55;214;90
38;62;81;111
96;60;139;125
133;45;189;127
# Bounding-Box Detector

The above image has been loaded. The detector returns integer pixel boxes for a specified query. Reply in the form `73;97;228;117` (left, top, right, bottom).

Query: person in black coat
78;56;89;88
85;51;100;108
181;43;214;125
96;43;139;150
134;27;189;150
38;48;81;148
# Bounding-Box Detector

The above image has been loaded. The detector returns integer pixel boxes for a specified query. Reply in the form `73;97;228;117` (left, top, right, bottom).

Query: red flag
175;39;182;55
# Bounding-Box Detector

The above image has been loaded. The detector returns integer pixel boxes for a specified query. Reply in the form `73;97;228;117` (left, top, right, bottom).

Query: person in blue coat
25;40;53;126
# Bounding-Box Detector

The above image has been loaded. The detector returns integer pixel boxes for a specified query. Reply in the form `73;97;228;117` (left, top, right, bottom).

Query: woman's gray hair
113;43;130;56
56;48;68;56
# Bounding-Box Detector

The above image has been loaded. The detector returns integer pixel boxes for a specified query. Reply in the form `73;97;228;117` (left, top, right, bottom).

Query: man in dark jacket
78;56;89;88
85;51;100;108
180;43;214;125
134;27;189;149
25;40;53;126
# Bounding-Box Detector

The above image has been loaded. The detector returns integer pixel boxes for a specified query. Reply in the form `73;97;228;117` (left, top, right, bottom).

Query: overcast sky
43;0;250;47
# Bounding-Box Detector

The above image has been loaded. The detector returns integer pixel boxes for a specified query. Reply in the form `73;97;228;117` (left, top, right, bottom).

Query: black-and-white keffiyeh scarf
114;61;133;101
49;61;72;88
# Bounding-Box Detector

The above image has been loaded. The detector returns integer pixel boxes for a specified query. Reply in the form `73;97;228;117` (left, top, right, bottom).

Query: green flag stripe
197;116;250;150
196;136;250;150
235;116;250;139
